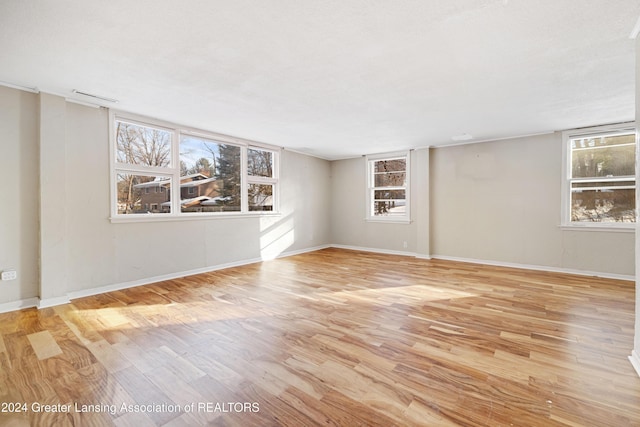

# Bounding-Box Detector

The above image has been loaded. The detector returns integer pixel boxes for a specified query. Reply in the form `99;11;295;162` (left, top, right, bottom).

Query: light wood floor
0;248;639;426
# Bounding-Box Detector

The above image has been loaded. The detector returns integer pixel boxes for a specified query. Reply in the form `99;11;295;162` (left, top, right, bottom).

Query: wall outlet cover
1;270;17;281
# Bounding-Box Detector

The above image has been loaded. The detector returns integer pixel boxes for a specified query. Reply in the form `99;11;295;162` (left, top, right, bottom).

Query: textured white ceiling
1;0;638;159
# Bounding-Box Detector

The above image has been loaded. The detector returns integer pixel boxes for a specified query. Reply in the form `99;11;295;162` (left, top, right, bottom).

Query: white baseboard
38;295;72;309
629;350;640;378
68;244;332;301
329;245;633;280
330;244;420;258
430;254;635;282
0;244;633;313
0;297;39;314
276;244;332;258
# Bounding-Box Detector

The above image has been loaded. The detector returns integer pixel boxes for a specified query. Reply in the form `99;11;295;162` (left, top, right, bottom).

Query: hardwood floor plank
0;248;638;426
111;365;181;425
26;331;62;361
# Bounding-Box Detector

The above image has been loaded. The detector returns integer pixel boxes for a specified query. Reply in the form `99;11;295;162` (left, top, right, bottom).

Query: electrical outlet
1;270;17;281
403;241;408;249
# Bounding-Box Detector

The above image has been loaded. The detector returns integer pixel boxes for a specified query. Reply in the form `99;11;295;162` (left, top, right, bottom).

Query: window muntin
110;113;279;219
367;153;410;221
566;128;636;225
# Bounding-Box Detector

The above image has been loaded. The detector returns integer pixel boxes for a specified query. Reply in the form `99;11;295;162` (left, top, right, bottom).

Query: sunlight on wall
259;215;295;261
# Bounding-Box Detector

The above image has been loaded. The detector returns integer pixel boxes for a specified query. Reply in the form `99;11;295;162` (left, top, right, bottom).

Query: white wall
331;131;634;277
40;93;70;304
64;102;332;295
0;86;39;306
329;148;430;256
430;133;635;277
0;88;332;308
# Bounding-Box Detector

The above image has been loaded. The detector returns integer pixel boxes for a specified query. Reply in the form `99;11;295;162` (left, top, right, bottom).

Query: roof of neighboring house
181;196;212;208
180;173;209;181
133;175;218;189
133;178;171;188
201;196;232;206
180;176;218;187
162;196;213;208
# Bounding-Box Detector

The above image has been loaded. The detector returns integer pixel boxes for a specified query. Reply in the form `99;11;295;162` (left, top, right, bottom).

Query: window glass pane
116;174;171;214
115;121;171;167
248;149;274;178
571;187;635;223
571;133;635;178
373;189;406;216
374;171;406;187
249;184;274;211
180;136;241;213
374;159;406;187
375;159;405;173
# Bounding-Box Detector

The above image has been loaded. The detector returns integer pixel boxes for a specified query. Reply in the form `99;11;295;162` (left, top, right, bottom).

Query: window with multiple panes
367;152;410;222
563;124;636;226
110;113;279;219
247;148;277;211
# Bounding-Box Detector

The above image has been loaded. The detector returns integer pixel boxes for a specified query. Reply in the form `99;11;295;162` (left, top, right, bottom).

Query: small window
248;148;274;178
247;147;278;212
563;125;636;226
367;152;410;222
249;184;274;211
115;121;171;167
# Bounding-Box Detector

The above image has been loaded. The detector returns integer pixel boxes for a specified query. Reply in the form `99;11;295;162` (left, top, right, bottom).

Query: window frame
365;151;411;223
246;147;279;212
109;111;280;222
561;123;636;230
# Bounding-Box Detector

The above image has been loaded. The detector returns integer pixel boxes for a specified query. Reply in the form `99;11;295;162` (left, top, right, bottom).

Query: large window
110;113;279;220
366;152;410;222
563;124;636;226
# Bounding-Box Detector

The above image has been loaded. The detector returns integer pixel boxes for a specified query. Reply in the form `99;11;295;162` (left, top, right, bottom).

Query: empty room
1;1;640;426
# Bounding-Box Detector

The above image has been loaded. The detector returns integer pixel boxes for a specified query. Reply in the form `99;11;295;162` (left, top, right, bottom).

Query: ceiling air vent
72;89;119;103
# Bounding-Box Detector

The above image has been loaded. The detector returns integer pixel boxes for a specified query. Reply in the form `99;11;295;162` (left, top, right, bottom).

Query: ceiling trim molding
0;80;39;93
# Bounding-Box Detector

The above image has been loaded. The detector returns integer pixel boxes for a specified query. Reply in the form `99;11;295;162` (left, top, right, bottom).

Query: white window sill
365;218;412;224
110;212;281;223
559;224;636;233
